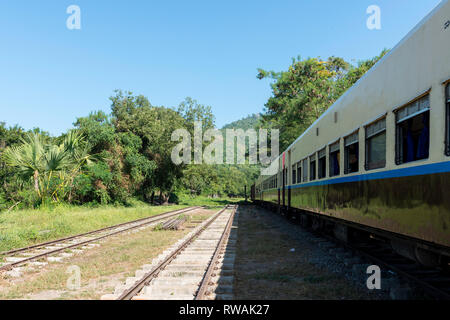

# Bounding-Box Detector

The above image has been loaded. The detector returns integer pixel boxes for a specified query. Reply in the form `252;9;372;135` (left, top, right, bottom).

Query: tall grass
0;203;187;252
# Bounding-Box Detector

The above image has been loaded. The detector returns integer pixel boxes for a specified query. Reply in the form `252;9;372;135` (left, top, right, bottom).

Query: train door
282;153;286;208
277;170;280;206
288;150;291;209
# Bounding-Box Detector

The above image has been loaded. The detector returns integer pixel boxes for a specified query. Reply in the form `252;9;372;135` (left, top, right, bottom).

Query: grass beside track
0;204;190;253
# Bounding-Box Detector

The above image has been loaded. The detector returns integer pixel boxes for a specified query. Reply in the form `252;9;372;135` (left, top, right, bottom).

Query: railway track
107;205;238;300
263;205;450;300
0;206;202;276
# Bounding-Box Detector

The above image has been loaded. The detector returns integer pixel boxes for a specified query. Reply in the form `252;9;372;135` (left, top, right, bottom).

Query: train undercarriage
253;200;450;270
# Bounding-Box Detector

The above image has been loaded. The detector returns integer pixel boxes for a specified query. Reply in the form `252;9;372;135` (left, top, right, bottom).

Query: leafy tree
2;131;92;204
74;109;157;205
257;50;388;150
182;164;218;196
0;123;26;209
177;97;215;134
111;90;186;204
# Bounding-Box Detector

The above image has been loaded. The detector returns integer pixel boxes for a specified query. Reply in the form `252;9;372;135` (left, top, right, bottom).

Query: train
251;0;450;268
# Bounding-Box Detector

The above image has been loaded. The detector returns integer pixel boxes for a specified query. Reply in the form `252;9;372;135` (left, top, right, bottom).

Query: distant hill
221;113;261;131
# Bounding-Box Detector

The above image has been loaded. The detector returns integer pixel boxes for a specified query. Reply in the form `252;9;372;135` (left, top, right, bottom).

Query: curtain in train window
302;159;308;182
318;148;326;179
365;118;386;170
310;155;316;181
292;164;296;184
395;94;430;164
446;84;450;156
344;131;359;174
329;141;340;177
297;162;302;183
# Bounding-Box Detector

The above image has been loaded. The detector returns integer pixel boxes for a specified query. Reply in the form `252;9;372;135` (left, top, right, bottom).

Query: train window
297;162;302;183
329;141;340;177
446;84;450;156
395;94;430;164
310;154;316;181
318;148;326;179
344;131;359;174
302;158;308;182
292;164;296;184
365;118;386;170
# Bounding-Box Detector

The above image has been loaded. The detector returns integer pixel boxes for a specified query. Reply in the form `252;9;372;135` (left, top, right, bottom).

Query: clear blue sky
0;0;442;135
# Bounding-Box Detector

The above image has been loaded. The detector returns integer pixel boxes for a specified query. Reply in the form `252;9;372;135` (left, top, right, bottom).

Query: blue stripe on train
286;160;450;190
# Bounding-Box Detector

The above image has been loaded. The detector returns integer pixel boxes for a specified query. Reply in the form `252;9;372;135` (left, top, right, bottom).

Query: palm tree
3;133;46;195
3;131;92;202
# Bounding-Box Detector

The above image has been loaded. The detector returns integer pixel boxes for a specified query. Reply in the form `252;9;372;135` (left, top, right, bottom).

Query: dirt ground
233;205;383;300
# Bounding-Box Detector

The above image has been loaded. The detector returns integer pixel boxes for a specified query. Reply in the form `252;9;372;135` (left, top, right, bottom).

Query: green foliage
178;194;244;207
180;163;259;198
110;90;187;204
2;131;93;206
182;164;219;196
178;97;215;133
222;113;261;131
73;111;116;153
257;50;389;150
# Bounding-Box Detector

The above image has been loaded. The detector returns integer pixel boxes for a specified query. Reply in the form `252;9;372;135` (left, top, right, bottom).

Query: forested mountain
221;114;261;131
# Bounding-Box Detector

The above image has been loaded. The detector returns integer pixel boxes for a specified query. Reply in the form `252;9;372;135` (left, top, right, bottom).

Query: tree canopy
257;50;388;150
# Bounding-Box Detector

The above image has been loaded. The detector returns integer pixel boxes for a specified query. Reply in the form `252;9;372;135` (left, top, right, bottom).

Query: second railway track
0;206;203;275
108;205;238;300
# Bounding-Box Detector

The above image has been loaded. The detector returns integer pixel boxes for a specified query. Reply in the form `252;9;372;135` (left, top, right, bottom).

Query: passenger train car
251;0;450;267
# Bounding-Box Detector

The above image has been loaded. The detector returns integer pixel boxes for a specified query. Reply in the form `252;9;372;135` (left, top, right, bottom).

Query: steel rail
117;205;230;300
195;205;237;300
0;206;202;272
